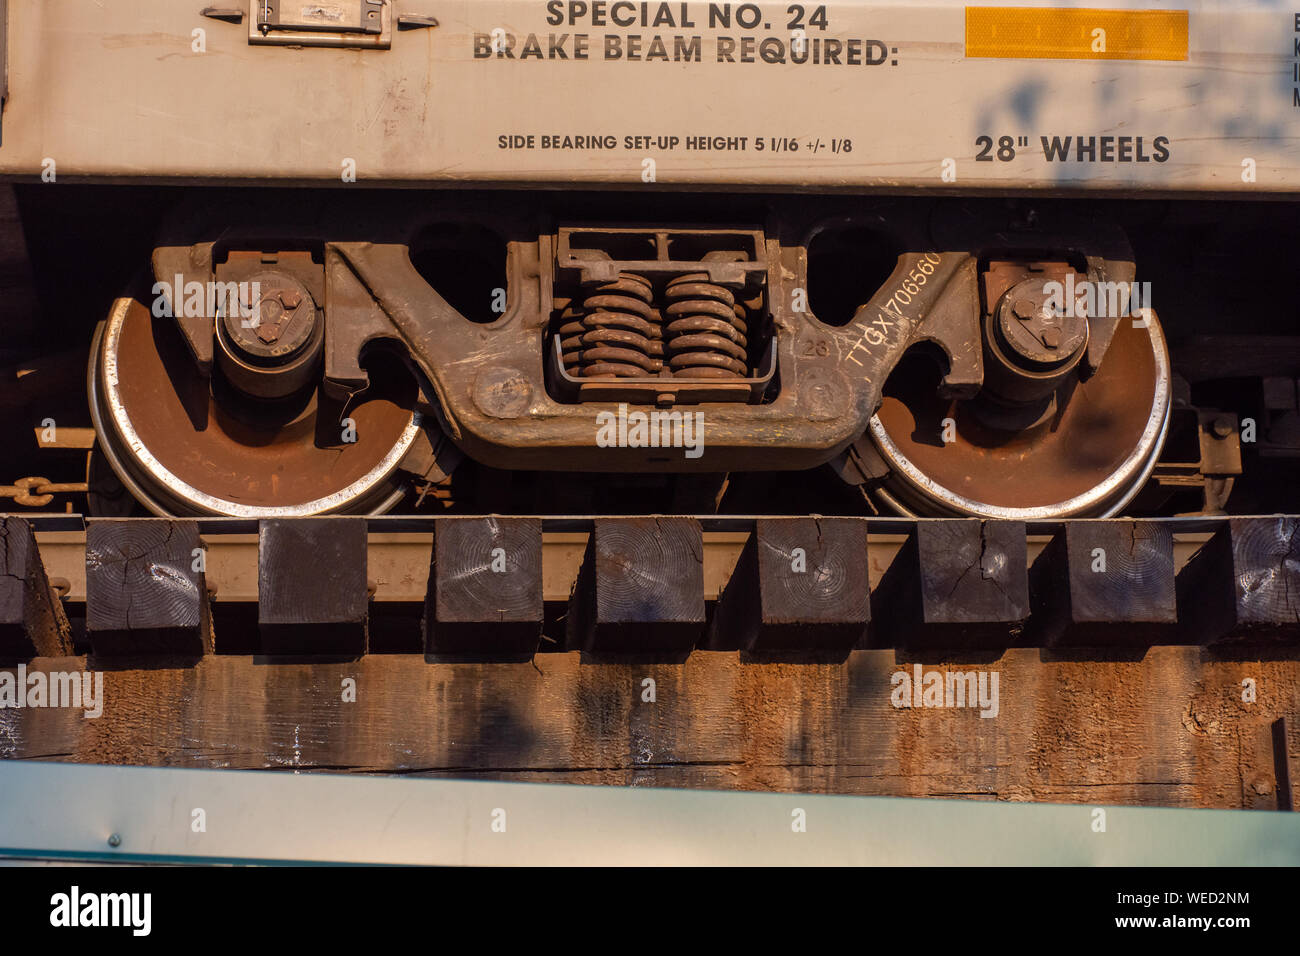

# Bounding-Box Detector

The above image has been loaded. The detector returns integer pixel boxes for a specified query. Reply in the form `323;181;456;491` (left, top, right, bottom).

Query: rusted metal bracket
323;238;967;470
1147;407;1243;514
927;203;1135;376
146;201;1140;475
153;242;219;375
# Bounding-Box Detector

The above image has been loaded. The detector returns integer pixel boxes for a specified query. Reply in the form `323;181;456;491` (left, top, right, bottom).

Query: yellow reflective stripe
965;7;1189;61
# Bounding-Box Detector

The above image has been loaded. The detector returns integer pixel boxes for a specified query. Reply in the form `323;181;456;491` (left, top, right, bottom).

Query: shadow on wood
871;519;1028;650
0;516;71;659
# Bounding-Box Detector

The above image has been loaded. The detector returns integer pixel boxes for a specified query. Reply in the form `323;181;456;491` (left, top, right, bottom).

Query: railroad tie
0;516;72;658
12;515;1300;658
707;517;869;654
1175;516;1300;646
424;516;543;656
567;517;705;653
1026;520;1178;648
258;517;369;656
85;519;212;657
869;519;1029;650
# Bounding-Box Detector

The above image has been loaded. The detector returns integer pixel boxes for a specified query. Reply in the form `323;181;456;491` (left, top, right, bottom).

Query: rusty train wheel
89;297;421;517
867;313;1172;518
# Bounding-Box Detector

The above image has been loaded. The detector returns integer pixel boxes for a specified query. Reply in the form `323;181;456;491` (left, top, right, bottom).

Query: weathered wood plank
426;517;543;656
0;650;1295;811
0;516;72;658
85;519;212;657
258;518;368;656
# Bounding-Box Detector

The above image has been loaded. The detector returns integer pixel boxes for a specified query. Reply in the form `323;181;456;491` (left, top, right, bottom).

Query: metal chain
0;477;89;507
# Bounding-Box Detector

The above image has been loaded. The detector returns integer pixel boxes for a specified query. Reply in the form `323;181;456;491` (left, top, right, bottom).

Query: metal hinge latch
201;3;437;46
250;1;392;48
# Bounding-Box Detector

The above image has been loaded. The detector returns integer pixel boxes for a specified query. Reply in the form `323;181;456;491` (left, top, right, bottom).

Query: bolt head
1012;298;1038;321
255;299;285;343
107;833;122;847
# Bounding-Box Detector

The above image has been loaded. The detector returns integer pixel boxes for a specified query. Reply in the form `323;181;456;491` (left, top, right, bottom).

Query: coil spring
663;273;749;379
557;273;663;378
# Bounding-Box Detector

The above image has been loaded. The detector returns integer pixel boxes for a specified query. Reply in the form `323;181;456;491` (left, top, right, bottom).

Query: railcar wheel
866;310;1171;519
89;297;421;517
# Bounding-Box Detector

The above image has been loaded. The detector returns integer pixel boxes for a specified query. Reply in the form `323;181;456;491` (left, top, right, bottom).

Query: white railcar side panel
0;0;1295;191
